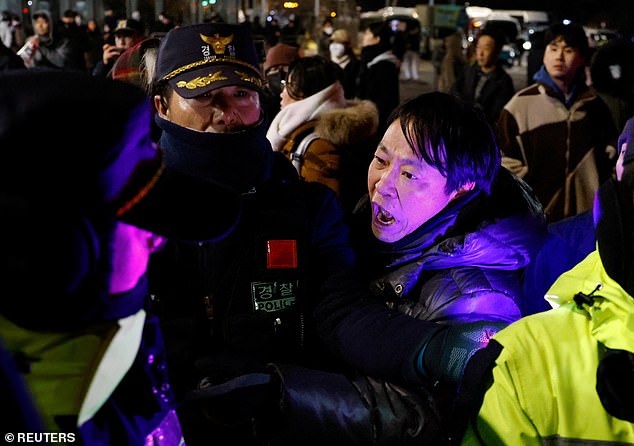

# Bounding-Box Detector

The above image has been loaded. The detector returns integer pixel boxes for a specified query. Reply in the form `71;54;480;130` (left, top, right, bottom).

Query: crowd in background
1;6;634;445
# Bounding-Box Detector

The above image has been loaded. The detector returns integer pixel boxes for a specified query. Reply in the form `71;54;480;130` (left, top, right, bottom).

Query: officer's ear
153;94;167;117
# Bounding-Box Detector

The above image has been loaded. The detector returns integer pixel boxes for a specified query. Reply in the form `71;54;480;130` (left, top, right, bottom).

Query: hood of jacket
313;99;379;147
32;10;53;43
533;64;589;108
546;250;634;353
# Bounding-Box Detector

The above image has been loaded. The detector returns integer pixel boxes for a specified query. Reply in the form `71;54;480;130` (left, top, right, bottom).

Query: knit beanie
263;43;299;72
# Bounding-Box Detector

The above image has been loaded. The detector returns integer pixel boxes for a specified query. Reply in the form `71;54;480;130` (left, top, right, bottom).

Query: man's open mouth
374;203;395;226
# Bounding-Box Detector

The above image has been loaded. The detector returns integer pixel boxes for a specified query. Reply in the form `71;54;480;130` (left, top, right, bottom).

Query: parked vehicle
360;5;471;59
584;26;620;49
359;7;424;56
466;8;550;67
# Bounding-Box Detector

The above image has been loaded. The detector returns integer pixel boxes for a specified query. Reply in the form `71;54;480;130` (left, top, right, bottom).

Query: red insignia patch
267;240;297;269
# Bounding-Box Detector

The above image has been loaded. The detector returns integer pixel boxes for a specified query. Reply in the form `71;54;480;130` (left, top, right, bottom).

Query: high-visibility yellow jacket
461;249;634;445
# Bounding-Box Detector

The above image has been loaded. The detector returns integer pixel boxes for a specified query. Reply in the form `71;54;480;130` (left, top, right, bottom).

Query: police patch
251;280;298;313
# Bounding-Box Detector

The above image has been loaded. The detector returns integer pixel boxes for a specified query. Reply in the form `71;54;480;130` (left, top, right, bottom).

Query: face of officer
155;85;262;133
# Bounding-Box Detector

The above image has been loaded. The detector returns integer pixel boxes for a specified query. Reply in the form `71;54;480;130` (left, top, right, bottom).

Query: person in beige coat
437;32;466;93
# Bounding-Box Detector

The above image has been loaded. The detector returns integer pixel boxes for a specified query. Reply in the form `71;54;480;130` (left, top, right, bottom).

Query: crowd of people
1;7;633;446
0;6;175;73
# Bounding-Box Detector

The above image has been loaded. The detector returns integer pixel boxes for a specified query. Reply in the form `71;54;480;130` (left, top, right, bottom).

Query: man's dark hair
32;11;49;22
151;78;172;111
545;23;590;59
389;92;500;194
285;55;343;100
366;20;393;51
476;27;506;53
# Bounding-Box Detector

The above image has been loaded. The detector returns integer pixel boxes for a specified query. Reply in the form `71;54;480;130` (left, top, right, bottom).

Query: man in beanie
263;42;299;74
262;42;300;120
148;22;463;445
0;70;240;445
455;117;634;444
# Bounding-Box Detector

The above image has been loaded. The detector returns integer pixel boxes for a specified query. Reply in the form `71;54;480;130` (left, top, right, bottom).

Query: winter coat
320;167;547;386
0;18;12;49
0;42;24;70
277;98;379;216
28;10;82;70
437;33;465;93
332;51;362;99
0;281;181;445
498;66;618;222
356;44;400;133
148;116;371;443
521;210;596;315
456;176;634;445
458;250;634;445
451;62;515;125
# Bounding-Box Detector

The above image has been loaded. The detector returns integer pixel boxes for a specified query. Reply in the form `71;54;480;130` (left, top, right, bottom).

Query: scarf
332;53;351;69
156;115;274;194
364;189;481;269
266;81;347;152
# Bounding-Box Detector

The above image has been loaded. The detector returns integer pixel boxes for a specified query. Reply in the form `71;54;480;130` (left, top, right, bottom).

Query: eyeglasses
280;79;303;100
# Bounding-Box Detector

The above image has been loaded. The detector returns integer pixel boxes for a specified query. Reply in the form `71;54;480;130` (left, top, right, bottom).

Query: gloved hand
267;363;446;445
185;371;277;428
417;321;508;385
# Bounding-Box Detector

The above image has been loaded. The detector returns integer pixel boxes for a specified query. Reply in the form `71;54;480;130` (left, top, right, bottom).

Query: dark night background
359;0;634;35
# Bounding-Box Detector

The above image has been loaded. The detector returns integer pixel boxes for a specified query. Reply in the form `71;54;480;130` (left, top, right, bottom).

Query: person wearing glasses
267;54;379;218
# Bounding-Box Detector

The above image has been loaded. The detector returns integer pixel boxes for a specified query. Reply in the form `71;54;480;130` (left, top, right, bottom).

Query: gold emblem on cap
176;71;228;90
235;70;263;89
200;33;233;55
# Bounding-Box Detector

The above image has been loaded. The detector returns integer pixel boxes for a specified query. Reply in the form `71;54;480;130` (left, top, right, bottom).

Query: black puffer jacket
371;167;543;323
317;168;547;385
